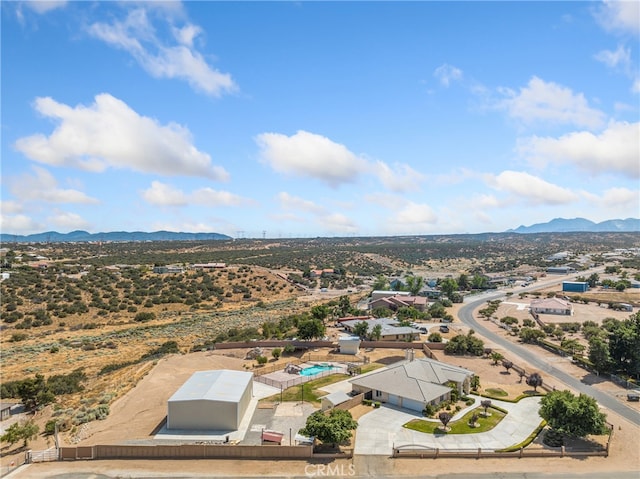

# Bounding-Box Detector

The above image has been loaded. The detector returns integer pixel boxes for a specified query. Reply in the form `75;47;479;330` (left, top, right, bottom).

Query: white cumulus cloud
434;64;463;87
595;44;631;70
0;214;40;234
499;76;606;129
518;121;640;178
487;170;578;205
88;8;236;96
47;210;91;231
256;130;368;187
275;191;358;233
0;200;24;215
257;130;424;192
600;187;640;208
141;181;253;207
372;161;425;193
277;192;325;214
24;1;68;14
15;94;229;180
9;166;99;204
594;0;640;35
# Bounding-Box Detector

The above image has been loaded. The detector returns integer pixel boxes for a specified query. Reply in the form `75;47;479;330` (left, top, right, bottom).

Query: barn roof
168;370;253;403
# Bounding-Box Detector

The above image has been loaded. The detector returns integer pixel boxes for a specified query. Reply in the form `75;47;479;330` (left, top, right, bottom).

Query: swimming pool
300;364;336;377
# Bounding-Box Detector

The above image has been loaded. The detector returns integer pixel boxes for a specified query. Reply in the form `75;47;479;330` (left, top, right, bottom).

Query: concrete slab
354;395;543;455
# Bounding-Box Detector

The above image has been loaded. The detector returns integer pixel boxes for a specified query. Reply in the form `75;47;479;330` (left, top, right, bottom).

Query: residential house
369;294;427;312
371;290;411;301
309;268;335;278
153;265;185;274
191;263;226;270
340;317;420;341
349;357;474;412
530;297;573;315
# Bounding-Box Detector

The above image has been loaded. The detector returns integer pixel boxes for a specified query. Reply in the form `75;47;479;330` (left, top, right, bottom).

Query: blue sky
2;1;639;238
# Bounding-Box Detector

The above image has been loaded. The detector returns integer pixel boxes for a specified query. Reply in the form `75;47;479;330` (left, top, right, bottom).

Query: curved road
458;292;640;427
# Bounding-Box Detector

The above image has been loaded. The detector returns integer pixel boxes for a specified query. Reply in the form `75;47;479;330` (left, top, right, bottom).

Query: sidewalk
354;395;542;455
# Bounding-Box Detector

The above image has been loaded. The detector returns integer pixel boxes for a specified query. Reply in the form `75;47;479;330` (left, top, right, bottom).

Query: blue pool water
300;364;336;377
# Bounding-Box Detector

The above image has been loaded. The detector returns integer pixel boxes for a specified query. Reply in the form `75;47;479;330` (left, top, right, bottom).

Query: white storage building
167;370;253;431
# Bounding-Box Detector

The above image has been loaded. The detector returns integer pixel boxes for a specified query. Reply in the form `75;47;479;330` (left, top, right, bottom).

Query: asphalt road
457;288;640;427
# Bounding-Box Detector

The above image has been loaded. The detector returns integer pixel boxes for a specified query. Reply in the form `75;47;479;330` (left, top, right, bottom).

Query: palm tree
490;352;503;365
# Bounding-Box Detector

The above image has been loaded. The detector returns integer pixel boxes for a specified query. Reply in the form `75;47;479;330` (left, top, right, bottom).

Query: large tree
0;420;39;448
588;337;612;374
539;390;608;438
371;275;388;291
370;324;382;341
334;295;356;318
297;319;326;340
352;321;370;340
439;278;458;298
300;409;358;447
310;304;331;322
405;275;424;295
17;374;55;411
526;372;543;392
607;312;640;378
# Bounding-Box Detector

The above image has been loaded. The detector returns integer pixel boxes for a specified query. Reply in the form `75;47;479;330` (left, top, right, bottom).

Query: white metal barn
167;370;254;431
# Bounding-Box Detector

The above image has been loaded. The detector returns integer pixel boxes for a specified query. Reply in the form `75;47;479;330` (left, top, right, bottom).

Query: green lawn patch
359;363;385;374
480;391;545;403
484;388;508;397
403;406;506;435
260;373;350;405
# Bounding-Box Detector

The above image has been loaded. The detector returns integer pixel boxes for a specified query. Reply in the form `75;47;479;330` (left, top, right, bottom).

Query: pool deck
256;362;349;389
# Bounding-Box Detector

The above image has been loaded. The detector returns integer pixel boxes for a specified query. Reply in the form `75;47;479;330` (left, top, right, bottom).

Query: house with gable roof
349;357;474;412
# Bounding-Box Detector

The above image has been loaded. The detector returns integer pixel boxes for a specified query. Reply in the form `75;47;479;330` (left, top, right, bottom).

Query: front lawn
404;406;506;434
260;373;350;404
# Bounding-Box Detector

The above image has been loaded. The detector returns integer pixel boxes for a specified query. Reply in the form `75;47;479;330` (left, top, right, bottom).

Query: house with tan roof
530;297;573;316
349;357;474;412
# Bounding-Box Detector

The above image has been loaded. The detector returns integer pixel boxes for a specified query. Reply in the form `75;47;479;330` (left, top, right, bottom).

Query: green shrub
134;312;156;322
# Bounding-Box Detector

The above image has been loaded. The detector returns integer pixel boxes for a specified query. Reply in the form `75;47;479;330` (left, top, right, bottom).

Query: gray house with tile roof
349;358;474;412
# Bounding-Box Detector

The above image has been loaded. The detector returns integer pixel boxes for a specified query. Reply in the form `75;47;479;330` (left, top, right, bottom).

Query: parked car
439;325;450;333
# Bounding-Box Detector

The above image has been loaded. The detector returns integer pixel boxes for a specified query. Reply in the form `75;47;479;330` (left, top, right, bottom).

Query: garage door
402;398;424;412
387;394;401;407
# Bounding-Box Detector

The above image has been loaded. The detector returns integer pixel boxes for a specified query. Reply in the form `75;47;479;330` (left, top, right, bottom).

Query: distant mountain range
1;218;638;243
0;230;232;243
509;218;640;234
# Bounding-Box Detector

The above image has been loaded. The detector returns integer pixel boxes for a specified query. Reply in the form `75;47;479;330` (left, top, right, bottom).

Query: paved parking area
354;395;542;455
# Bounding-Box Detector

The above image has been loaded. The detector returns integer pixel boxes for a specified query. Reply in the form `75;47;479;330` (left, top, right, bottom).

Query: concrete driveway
354;395;542;455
